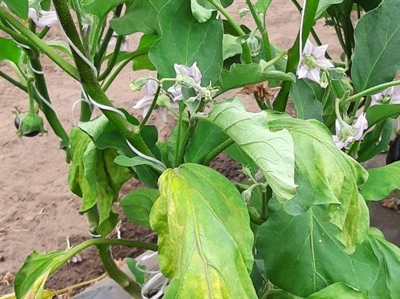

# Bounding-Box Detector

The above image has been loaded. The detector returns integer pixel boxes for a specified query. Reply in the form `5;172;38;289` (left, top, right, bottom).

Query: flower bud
14;110;46;137
130;78;148;92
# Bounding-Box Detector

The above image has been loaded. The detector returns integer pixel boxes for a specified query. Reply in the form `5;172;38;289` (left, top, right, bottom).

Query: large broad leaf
256;199;400;298
150;164;257;298
265;110;369;249
360;162;400;201
149;0;223;86
216;63;295;95
120;188;159;228
2;0;28;19
354;0;382;12
68;128;131;236
352;0;400;92
110;0;167;35
206;98;297;202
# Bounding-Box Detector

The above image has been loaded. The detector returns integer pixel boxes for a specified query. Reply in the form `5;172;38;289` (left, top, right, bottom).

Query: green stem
207;0;252;64
52;0;153;157
139;85;162;130
102;48;150;91
94;4;123;68
347;81;400;103
248;209;264;225
98;35;123;81
97;244;142;297
0;69;26;91
273;0;320;111
202;138;234;165
0;6;79;80
245;0;271;61
29;56;70;148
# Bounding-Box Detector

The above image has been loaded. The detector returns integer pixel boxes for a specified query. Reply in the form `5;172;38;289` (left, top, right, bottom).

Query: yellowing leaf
150;164;257;298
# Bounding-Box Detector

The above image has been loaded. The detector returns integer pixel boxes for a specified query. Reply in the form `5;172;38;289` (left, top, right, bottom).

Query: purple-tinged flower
332;113;368;149
168;62;203;101
28;8;58;27
133;79;177;121
297;39;334;85
370;85;400;106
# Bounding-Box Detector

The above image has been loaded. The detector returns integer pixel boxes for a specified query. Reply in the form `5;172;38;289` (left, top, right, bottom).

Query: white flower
168;62;203;101
297;39;334;85
370;85;400;106
332;113;368;149
133;79;177;121
28;8;58;27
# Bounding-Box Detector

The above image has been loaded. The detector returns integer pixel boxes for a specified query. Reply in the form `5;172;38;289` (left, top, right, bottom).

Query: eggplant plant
0;0;399;298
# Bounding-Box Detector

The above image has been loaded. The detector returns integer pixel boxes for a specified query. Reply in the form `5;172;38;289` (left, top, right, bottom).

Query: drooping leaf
352;0;400;92
360;162;400;201
225;143;258;174
150;164;257;298
2;0;28;19
216;63;295;95
110;0;167;35
255;0;273;14
222;34;242;60
68;128;131;236
14;249;82;298
207;98;297;202
0;37;22;65
149;0;223;86
120;188;159;228
185;120;229;164
265;110;369;249
256;199;400;298
114;155;165;173
132;34;158;71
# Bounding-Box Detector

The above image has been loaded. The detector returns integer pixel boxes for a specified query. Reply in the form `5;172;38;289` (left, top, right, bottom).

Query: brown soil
0;0;360;297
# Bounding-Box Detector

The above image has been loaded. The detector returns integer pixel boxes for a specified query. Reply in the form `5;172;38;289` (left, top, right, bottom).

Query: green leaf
110;0;167;36
82;0;125;18
3;0;28;19
225;143;258;174
190;0;233;22
222;34;242;60
0;37;22;64
114;155;165;173
354;0;382;11
316;0;344;19
185;120;229;163
149;0;223;86
366;104;400;127
360;162;400;201
207;98;296;202
150;164;257;298
289;79;324;121
255;0;273;13
266;110;369;249
358;119;393;162
68;128;131;236
256;199;400;298
307;282;368;299
216;64;295;95
120;188;159;228
132;35;158;71
352;0;400;92
14;249;80;298
126;258;146;286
